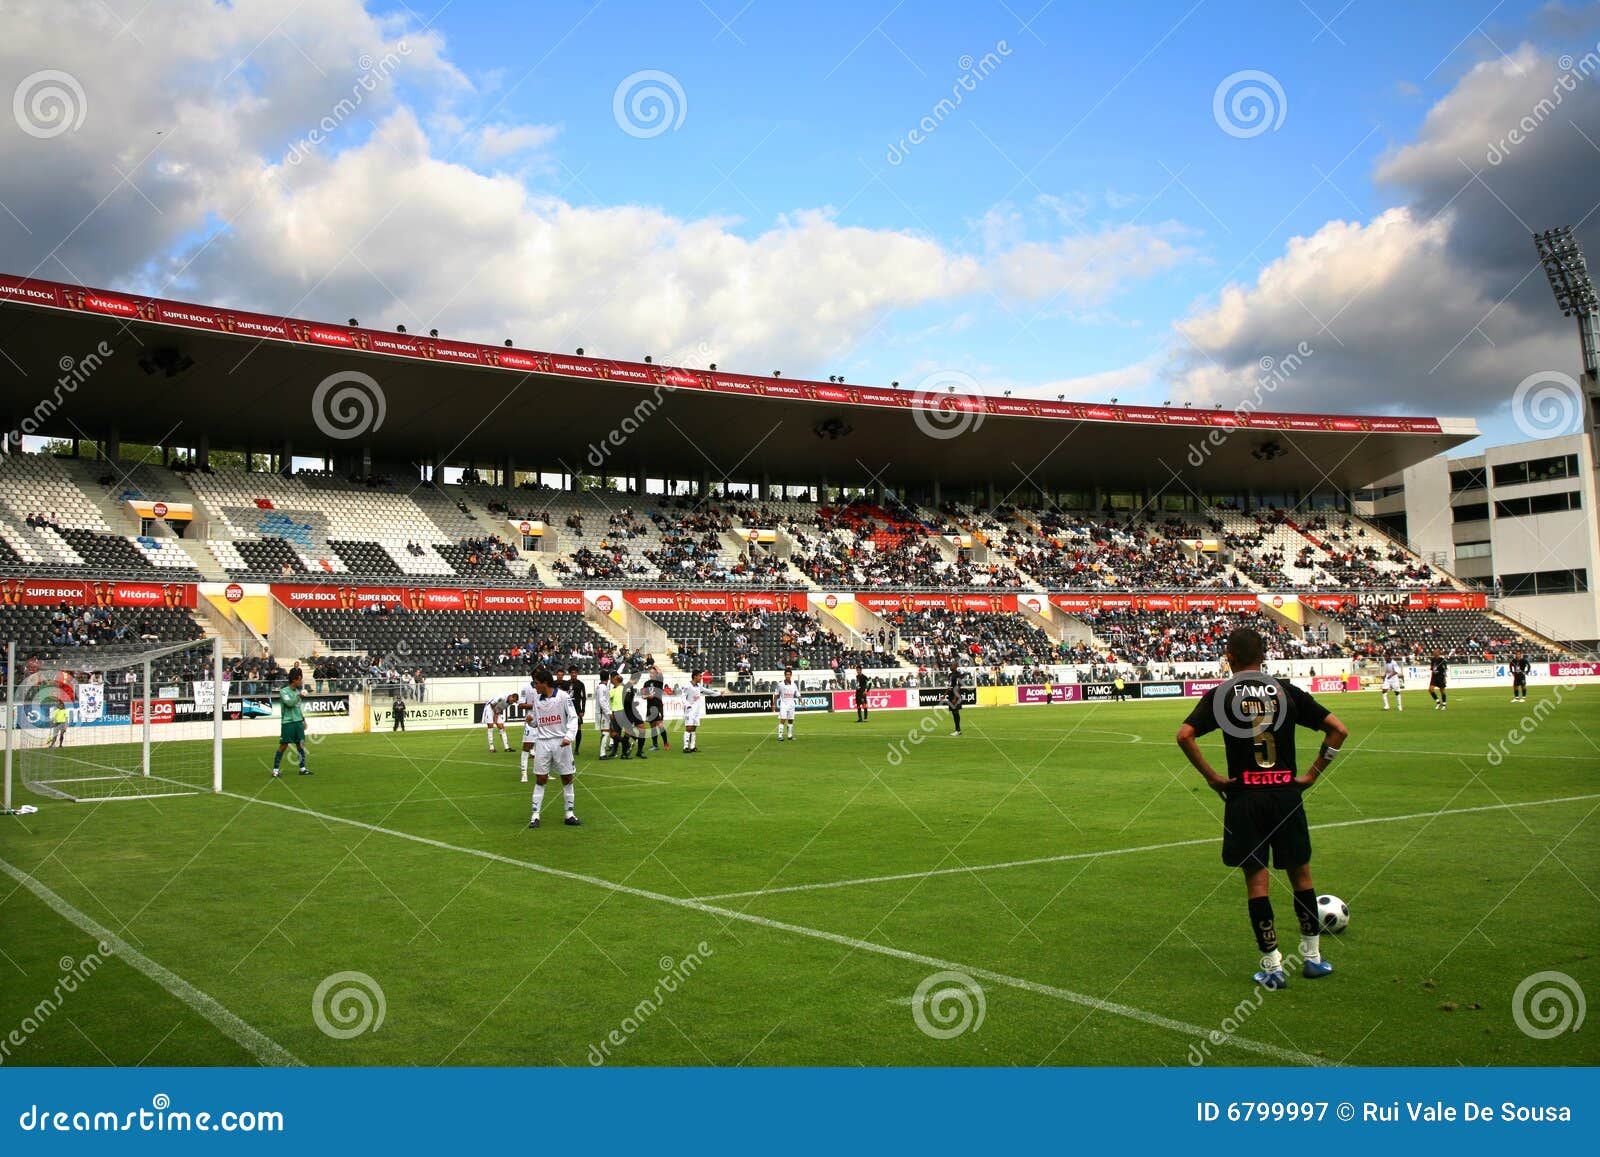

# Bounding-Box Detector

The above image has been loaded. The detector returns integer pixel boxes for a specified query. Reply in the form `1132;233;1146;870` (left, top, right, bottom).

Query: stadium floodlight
1535;225;1598;375
1534;225;1599;458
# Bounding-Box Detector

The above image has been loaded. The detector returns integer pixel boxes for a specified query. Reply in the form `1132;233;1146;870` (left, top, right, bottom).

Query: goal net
5;638;224;804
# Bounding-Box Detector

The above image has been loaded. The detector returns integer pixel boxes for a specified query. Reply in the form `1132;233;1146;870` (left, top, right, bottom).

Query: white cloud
0;0;1185;386
1170;41;1600;428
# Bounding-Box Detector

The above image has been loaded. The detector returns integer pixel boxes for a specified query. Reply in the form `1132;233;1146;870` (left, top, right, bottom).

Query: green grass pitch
2;685;1597;1067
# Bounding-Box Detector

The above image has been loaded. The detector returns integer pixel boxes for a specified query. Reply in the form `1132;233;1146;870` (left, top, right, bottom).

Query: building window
1492;453;1582;487
1449;467;1486;492
1454;541;1491;560
1492;490;1582;519
1499;569;1589;596
1452;502;1490;523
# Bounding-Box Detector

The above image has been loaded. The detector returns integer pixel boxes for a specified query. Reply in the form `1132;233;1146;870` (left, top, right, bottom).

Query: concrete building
1358;432;1598;646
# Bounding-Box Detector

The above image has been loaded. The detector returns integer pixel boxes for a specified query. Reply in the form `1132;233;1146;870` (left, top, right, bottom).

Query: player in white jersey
519;666;581;828
1380;654;1404;711
772;667;800;741
484;693;513;753
680;672;705;753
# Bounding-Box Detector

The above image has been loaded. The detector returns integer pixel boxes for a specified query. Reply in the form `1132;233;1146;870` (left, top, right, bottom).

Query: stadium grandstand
0;271;1590;712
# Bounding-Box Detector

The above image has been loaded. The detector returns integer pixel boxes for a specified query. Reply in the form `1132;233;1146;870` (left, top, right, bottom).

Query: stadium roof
0;274;1478;492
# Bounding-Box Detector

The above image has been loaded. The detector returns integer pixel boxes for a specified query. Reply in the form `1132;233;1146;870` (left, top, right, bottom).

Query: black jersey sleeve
1182;688;1220;736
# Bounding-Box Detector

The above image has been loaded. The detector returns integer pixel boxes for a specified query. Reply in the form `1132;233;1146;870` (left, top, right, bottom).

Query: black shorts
1222;789;1311;871
1430;679;1446;689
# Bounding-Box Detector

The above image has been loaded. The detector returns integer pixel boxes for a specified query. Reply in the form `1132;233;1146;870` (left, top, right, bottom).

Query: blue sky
5;0;1599;452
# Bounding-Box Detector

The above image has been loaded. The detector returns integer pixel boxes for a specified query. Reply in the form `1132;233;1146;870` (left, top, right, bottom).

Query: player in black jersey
854;667;870;721
1510;651;1530;702
1427;652;1448;710
1176;627;1349;989
562;666;588;755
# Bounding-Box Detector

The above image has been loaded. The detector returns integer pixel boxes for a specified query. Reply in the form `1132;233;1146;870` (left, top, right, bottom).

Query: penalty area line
212;789;1327;1067
0;856;303;1067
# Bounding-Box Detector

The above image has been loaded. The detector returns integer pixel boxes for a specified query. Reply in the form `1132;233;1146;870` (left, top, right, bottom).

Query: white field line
212;789;1327;1066
695;793;1600;901
0;857;303;1066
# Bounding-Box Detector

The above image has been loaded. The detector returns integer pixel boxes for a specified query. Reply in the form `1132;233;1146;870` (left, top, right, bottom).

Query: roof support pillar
105;425;120;465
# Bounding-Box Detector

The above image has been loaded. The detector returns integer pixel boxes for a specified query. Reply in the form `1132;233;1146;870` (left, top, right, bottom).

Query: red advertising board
0;578;197;609
131;699;176;725
269;585;585;612
0;272;1449;436
829;688;911;712
622;590;810;613
1550;661;1600;678
853;592;1019;613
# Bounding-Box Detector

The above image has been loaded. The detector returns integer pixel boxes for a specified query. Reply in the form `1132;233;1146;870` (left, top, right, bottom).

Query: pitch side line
0;857;303;1067
695;792;1600;901
214;789;1328;1066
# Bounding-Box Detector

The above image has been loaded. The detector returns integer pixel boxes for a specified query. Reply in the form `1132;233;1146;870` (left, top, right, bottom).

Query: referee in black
854;666;869;721
1510;650;1530;702
1428;651;1449;710
1176;627;1348;989
947;664;963;736
563;665;587;755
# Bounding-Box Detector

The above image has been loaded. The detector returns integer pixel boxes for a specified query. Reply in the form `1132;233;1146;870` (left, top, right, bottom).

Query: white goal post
4;637;224;804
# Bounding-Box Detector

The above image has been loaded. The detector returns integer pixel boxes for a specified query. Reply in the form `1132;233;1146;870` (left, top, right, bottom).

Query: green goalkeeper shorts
280;720;306;745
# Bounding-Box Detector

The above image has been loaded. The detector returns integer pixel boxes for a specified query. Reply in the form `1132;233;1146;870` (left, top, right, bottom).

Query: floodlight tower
1533;226;1599;463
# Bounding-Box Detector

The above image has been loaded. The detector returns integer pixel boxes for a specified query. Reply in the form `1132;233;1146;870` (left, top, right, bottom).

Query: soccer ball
1317;894;1349;934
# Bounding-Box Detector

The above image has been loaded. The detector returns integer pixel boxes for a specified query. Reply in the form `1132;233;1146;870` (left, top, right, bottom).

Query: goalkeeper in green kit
272;666;312;777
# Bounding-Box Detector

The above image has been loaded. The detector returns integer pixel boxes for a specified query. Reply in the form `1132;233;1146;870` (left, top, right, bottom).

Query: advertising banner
270;585;585;612
1549;661;1600;678
853;592;1019;613
622;590;809;613
1081;682;1140;701
917;686;977;707
828;687;910;713
0;577;197;609
707;691;833;715
1015;683;1083;705
371;701;474;730
1139;681;1186;699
